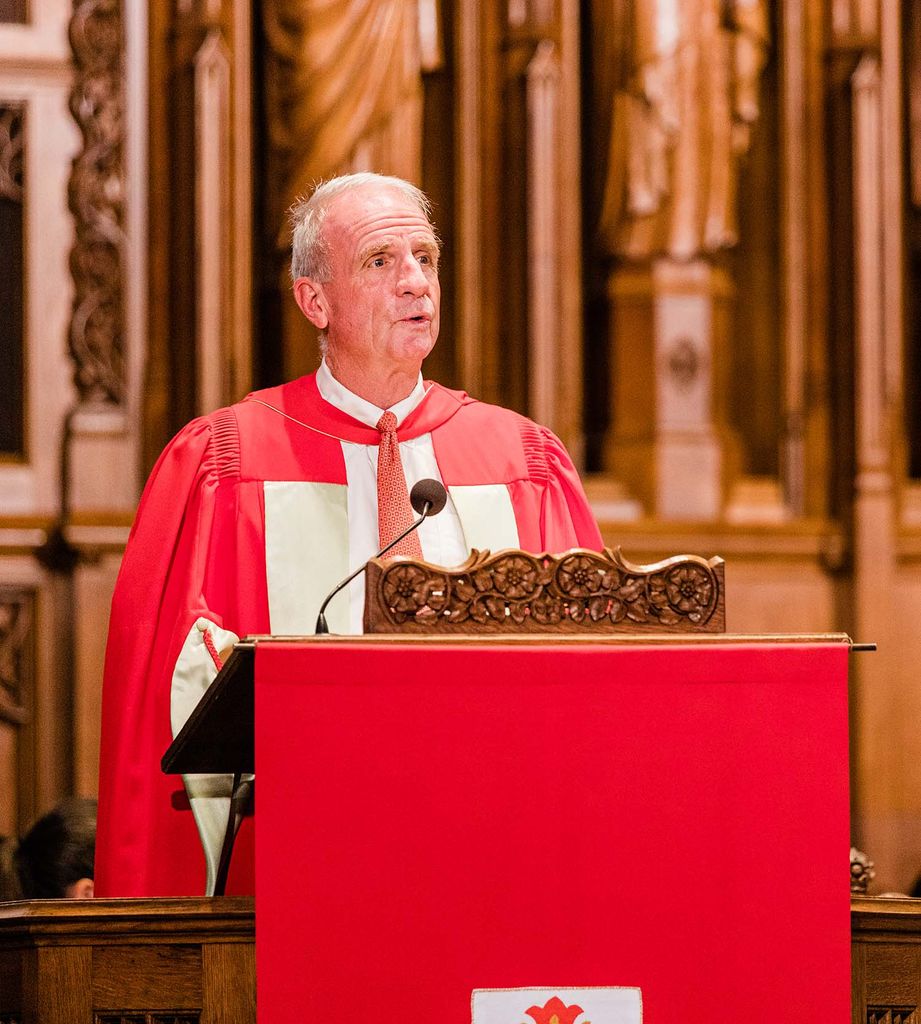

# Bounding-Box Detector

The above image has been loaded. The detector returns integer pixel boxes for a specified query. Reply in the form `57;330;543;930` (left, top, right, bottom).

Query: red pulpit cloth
256;641;850;1021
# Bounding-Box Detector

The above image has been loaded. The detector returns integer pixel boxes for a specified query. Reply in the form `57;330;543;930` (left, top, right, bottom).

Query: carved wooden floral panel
0;103;24;456
365;547;725;634
0;589;34;836
68;0;125;405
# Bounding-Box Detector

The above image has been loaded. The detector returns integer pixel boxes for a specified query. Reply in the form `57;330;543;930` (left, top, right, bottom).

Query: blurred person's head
15;798;96;899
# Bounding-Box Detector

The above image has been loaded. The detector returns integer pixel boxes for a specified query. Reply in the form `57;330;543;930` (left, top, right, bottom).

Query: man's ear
293;277;330;330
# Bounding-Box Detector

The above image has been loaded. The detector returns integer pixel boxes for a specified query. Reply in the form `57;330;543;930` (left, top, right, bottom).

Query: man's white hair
288;172;435;283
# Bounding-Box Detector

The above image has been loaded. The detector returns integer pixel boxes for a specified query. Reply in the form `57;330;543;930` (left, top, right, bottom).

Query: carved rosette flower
650;565;714;623
492;554;540;599
382;564;431;615
667;566;713;611
556;554;604;597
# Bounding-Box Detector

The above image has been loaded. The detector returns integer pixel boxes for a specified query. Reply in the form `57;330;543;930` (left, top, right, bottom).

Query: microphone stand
314;499;434;635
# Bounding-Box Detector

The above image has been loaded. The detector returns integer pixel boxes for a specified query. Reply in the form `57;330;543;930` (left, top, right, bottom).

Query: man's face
299;185;441;377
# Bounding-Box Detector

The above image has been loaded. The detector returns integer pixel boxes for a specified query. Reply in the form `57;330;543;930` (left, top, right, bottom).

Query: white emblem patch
472;987;642;1024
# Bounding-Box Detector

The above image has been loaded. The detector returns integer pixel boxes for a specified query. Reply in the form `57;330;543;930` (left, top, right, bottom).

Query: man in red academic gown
95;173;603;897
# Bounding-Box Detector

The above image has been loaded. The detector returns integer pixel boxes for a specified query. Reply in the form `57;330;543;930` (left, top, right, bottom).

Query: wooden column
147;0;253;467
848;0;921;893
454;0;584;457
606;259;740;518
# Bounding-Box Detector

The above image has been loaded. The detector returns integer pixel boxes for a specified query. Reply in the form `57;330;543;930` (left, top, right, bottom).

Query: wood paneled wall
0;2;81;841
4;0;921;894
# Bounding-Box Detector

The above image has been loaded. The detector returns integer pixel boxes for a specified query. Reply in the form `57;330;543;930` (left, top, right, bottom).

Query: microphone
314;478;448;635
409;477;447;517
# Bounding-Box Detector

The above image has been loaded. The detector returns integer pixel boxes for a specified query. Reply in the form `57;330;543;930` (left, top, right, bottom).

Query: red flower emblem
523;995;587;1024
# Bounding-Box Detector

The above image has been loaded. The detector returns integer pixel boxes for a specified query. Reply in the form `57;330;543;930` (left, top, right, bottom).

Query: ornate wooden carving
0;103;25;457
867;1011;917;1024
595;0;770;261
68;0;125;405
364;547;725;634
261;0;425;228
0;104;24;203
851;846;876;894
0;591;33;728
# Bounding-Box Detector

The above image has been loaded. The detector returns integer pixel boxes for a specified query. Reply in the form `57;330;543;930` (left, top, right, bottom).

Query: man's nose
397;254;430;296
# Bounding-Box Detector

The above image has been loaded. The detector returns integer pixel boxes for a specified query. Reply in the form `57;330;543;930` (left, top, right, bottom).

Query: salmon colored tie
376;410;424;558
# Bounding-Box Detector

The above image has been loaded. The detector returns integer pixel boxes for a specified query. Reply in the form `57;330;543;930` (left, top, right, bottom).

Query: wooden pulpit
252;632;851;1021
159;547;853;1020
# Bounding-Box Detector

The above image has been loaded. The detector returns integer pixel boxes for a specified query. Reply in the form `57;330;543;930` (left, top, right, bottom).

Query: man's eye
371;256;386;268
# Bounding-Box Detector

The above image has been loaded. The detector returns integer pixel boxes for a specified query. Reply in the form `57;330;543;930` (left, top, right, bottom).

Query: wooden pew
852;896;921;1023
0;897;254;1023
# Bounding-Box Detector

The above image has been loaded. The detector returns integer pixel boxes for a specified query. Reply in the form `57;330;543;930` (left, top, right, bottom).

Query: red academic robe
95;374;602;897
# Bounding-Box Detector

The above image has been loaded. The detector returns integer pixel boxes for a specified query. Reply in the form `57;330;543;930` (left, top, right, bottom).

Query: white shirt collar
316;358;426;429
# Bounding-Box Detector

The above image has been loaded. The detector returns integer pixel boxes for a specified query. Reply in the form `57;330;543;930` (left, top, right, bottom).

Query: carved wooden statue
262;0;441;223
596;0;770;261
